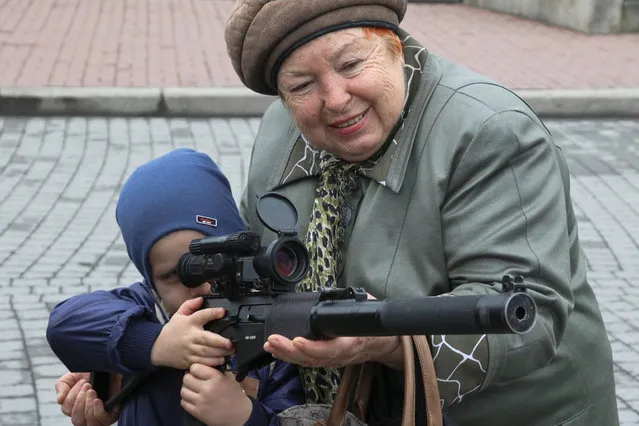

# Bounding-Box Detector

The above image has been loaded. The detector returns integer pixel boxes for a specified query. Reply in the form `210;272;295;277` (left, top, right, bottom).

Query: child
47;148;304;425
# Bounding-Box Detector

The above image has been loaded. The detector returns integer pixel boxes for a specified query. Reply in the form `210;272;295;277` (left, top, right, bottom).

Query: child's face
148;229;211;315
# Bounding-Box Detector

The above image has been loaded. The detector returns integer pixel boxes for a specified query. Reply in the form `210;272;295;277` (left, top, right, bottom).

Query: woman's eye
291;82;310;93
342;60;362;71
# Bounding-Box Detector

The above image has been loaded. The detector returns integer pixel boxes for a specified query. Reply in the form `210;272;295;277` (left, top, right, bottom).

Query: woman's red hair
362;27;403;57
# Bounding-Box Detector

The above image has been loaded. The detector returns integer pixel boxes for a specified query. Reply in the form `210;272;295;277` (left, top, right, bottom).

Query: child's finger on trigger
192;307;226;325
199;331;233;350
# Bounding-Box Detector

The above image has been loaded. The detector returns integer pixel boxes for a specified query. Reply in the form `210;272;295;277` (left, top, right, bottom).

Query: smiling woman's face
277;28;405;163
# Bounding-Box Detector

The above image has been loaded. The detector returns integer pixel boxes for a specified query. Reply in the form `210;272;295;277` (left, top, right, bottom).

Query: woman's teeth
335;111;366;128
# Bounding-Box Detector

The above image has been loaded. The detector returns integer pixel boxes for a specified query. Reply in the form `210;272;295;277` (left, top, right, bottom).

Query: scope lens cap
256;192;298;233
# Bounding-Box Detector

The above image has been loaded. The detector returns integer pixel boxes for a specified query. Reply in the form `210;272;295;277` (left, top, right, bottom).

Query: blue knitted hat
115;148;246;289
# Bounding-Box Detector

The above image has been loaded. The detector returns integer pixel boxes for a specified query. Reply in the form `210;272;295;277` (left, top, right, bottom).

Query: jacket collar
268;29;442;193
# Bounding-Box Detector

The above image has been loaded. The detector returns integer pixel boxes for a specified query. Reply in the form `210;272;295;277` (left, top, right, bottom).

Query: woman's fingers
264;335;319;366
265;334;361;367
61;379;87;416
56;372;88;405
85;389;118;426
70;383;90;426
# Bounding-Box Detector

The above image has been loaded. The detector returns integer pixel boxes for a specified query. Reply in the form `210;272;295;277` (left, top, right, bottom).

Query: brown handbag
320;335;443;426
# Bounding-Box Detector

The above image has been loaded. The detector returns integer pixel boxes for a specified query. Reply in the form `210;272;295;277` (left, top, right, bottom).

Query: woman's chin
340;139;385;162
339;148;379;163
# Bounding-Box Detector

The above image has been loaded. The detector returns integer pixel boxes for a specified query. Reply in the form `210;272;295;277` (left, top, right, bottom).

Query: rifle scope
177;236;309;288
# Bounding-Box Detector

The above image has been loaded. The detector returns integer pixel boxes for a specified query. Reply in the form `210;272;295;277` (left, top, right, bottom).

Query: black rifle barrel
309;292;536;337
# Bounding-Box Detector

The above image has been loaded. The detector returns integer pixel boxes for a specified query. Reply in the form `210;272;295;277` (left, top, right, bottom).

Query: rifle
175;193;537;426
93;193;538;425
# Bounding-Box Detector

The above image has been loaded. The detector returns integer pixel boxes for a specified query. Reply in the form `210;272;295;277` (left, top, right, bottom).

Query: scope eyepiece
177;252;207;288
177;252;233;288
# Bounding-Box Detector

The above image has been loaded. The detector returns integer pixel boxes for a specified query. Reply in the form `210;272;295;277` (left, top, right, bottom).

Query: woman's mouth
334;110;367;128
331;109;369;135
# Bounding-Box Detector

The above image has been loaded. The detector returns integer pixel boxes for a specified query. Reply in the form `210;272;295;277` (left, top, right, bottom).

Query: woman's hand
264;334;403;370
151;297;234;370
181;363;253;426
55;372;120;426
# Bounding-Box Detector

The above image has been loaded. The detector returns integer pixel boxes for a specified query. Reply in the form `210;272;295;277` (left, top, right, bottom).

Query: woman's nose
322;77;351;112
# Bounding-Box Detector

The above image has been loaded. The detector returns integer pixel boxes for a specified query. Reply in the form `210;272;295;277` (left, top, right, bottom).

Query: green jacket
240;31;618;426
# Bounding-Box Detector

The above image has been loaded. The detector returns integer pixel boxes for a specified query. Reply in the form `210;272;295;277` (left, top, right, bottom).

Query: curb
516;88;639;118
1;86;639;118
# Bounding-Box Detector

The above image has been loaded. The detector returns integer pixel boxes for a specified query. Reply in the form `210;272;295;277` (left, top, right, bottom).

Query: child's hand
181;363;253;426
55;372;120;426
151;297;234;370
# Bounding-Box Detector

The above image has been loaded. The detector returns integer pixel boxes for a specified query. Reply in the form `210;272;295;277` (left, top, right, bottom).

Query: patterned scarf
296;152;361;404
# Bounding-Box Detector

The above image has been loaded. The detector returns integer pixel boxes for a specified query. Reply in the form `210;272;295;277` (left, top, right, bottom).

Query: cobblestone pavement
0;0;638;90
0;116;638;425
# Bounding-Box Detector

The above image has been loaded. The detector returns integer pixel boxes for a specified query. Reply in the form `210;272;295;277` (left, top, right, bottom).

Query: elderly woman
225;0;619;425
55;0;619;425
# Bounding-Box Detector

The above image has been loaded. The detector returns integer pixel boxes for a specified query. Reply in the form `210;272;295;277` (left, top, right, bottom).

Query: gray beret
225;0;407;95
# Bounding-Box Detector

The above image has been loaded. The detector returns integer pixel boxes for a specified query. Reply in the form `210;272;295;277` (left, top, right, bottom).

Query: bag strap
322;364;361;426
412;335;443;426
400;335;418;426
322;335;443;426
352;362;376;419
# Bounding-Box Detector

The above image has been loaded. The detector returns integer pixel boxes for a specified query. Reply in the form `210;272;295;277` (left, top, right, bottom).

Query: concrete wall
462;0;639;33
622;0;639;31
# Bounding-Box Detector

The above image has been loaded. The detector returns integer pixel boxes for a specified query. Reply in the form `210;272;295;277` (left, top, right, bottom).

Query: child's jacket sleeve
46;282;163;375
245;360;305;426
47;283;307;425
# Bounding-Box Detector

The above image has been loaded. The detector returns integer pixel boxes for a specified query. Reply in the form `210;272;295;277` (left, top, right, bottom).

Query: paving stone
32;364;68;380
30;355;61;367
17;320;48;331
35;379;61;393
0;370;31;387
38;403;64;419
0;385;32;398
619;409;639;424
0;351;26;362
0;412;39;425
30;286;62;296
0;397;37;413
0;318;20;331
0;331;21;341
0;360;30;370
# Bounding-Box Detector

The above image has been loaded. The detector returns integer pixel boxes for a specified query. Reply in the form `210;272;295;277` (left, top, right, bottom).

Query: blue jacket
46;282;304;426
